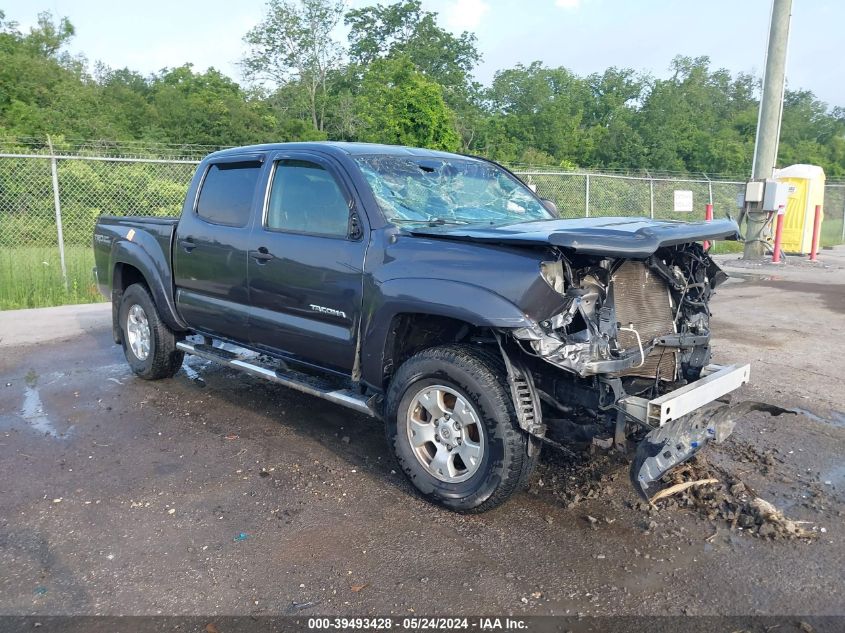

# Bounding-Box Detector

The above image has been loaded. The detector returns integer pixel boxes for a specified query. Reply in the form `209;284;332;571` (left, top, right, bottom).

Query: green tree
482;62;589;165
579;68;646;168
147;65;275;145
345;0;480;92
344;0;483;149
94;65;156;139
243;0;345;132
778;89;845;176
2;7;844;178
633;56;761;174
356;56;460;151
0;11;92;137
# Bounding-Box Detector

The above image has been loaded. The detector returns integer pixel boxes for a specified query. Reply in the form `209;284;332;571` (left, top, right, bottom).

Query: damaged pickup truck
93;142;751;512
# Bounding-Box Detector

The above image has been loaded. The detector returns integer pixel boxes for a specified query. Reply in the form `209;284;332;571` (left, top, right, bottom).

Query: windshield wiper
389;217;469;226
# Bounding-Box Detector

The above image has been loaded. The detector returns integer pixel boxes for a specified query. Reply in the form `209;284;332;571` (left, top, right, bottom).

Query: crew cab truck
94;142;751;512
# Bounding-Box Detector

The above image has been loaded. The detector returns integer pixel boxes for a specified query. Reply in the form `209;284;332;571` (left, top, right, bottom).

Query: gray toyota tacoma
93;142;752;512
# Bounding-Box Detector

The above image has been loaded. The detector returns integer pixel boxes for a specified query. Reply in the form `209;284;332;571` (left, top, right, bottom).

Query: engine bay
512;242;728;395
501;243;747;496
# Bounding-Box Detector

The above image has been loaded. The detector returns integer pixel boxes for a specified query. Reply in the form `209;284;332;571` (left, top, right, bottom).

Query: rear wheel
385;345;537;513
118;283;183;380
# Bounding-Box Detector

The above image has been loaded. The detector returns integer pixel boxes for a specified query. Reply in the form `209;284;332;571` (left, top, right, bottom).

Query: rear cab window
196;160;263;227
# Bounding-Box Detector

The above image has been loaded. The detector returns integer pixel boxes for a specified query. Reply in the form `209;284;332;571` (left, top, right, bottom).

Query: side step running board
176;340;378;418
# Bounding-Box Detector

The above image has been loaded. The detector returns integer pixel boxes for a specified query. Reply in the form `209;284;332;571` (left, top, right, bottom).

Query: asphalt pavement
0;249;843;618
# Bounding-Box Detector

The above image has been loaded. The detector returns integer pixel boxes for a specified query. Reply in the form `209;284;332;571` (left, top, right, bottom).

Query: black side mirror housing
541;198;558;215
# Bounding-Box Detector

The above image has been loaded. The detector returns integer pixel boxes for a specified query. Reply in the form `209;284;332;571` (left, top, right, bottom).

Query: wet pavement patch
792;407;845;428
21;385;61;438
1;282;844;616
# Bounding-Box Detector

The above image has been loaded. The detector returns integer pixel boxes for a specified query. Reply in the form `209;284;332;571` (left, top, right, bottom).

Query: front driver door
247;153;367;373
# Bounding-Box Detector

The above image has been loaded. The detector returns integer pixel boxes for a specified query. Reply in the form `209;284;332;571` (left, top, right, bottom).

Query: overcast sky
4;0;843;107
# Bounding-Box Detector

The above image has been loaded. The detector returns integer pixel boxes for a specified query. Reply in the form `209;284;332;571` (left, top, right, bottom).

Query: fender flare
360;278;532;388
111;239;187;334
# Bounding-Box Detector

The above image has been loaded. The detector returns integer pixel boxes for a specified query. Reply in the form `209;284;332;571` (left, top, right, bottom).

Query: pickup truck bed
94;217;177;284
96;215;176;241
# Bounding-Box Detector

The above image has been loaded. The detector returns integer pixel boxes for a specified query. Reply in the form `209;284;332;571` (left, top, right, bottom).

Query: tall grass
0;246;104;309
710;241;744;254
821;216;843;247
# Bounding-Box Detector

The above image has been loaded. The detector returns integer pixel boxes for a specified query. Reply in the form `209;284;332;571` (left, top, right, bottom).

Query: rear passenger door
247;153;367;373
173;155;263;340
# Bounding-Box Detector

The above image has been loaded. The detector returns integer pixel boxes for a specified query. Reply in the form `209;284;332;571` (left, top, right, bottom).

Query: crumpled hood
410;216;741;257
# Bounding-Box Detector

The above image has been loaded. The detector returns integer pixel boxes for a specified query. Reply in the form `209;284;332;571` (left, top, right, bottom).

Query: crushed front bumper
620;364;751;427
619;364;752;497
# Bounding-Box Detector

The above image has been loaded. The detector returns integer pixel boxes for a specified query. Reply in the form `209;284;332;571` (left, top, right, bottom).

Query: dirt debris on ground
529;447;628;510
646;454;817;540
529;420;825;543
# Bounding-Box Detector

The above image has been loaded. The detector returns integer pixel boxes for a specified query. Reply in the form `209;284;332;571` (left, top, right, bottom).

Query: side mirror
541;198;558;215
349;212;364;240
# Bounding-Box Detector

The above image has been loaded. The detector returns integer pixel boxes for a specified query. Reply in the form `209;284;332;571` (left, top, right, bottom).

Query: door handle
251;247;274;263
178;238;196;252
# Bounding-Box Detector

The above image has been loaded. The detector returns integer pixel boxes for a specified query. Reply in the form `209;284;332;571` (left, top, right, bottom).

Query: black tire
385;344;538;513
118;283;184;380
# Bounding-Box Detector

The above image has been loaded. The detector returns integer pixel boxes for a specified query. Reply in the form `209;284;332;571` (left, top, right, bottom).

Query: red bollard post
772;211;785;263
809;204;822;261
703;203;714;251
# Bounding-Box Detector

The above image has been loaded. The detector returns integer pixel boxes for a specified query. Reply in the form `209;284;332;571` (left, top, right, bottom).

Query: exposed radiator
610;261;678;381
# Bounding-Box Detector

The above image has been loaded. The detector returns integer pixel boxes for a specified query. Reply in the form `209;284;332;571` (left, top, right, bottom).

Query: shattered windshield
354;155;553;226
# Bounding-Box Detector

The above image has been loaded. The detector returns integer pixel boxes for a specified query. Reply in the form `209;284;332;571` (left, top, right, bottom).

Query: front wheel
385;345;537;513
118;283;184;380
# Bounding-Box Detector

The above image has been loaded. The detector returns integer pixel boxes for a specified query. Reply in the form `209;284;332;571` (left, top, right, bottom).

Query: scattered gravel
648;455;817;540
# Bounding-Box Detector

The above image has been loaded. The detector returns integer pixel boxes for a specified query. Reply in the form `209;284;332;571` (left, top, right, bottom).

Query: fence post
47;136;68;290
702;173;713;206
809;204;822;261
585;173;590;217
841;191;845;244
648;175;655;219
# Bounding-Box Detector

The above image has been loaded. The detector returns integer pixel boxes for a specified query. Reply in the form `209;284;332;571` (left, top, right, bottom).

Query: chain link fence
518;171;749;222
1;151;844;308
824;183;845;246
0;153;198;308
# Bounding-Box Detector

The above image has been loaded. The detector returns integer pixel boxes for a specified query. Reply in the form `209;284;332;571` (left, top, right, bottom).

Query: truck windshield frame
354;155;553;226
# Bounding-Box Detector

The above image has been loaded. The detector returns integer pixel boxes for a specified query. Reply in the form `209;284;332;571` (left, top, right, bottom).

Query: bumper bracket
631;400;795;499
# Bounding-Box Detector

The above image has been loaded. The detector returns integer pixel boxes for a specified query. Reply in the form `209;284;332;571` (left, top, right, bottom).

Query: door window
196;160;262;227
266;160;350;237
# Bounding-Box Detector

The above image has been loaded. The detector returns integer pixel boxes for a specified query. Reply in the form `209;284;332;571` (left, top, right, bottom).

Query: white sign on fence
673;190;694;212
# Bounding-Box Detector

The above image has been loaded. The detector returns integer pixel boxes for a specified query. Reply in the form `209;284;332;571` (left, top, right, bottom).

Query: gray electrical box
745;181;765;203
762;180;789;212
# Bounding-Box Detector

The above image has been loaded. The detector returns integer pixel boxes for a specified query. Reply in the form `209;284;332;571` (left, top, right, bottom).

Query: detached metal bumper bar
622;363;751;498
620;363;751;427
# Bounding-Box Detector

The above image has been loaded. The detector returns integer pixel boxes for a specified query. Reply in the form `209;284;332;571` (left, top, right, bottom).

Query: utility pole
743;0;792;259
